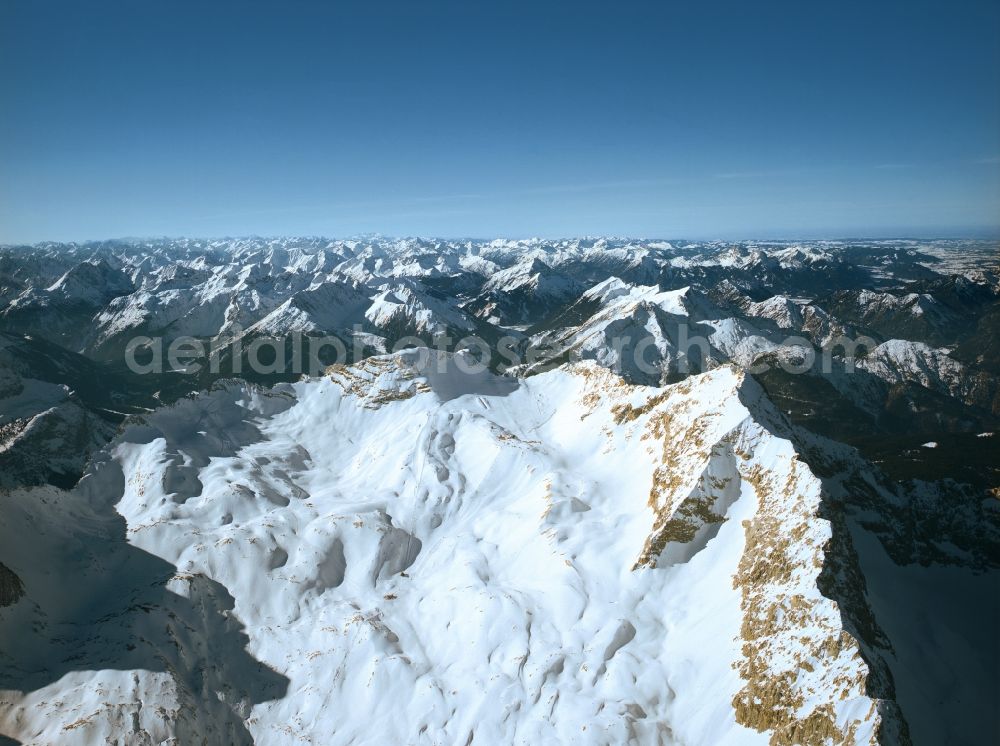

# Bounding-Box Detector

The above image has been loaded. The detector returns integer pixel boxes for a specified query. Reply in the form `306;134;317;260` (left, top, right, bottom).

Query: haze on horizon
1;0;999;244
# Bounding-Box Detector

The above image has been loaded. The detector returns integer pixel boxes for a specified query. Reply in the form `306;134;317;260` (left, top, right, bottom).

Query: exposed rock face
0;563;24;608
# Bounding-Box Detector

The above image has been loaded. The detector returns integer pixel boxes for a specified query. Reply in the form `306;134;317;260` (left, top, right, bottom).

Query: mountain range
0;236;997;744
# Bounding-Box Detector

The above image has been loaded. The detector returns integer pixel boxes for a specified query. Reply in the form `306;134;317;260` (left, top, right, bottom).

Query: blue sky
2;0;998;242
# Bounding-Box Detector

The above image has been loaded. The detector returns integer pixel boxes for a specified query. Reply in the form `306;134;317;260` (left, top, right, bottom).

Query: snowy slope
0;259;135;348
365;281;478;337
858;339;1000;413
0;334;118;487
466;258;583;325
1;236;998;745
520;279;795;384
0;353;901;745
246;280;372;336
0;374;113;488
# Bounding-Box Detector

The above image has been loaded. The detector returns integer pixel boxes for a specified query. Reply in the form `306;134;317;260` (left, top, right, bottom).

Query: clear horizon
2;0;999;243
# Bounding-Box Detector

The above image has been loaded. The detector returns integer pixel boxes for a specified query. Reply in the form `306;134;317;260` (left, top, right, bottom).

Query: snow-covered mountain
0;351;930;745
464;257;583;326
0;333;130;487
365;279;479;339
857;339;1000;414
517;280;720;384
0;236;998;744
245;280;371;337
0;368;112;488
1;259;135;347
